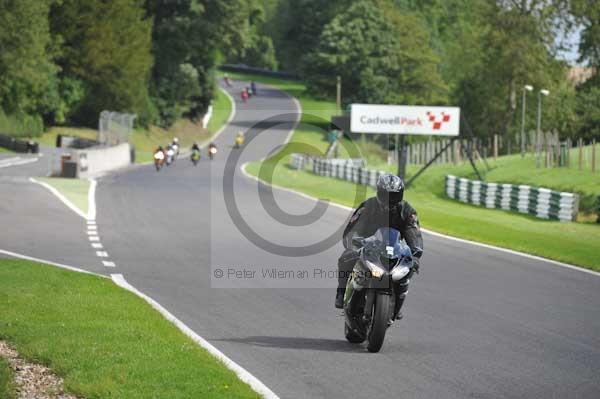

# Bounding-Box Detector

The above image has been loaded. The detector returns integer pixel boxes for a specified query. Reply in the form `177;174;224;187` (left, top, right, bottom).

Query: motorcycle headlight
365;260;385;278
391;265;410;281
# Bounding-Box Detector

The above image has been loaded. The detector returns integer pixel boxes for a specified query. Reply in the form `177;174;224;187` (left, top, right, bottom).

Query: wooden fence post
578;138;583;170
493;134;498;161
592;139;596;173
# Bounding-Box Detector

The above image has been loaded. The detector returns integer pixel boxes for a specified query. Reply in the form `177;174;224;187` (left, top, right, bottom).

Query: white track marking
88;83;278;397
240;164;600;278
91;243;103;249
96;251;108;257
87;231;97;235
102;261;116;267
0;248;107;278
87;220;96;225
88;236;100;242
87;225;97;231
29;177;88;220
87;179;97;220
110;273;279;399
0;157;38;168
0;157;20;164
422;229;600;277
210;87;237;144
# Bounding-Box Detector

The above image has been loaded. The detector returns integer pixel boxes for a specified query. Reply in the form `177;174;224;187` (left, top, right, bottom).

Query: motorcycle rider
172;137;180;155
235;131;245;148
335;173;423;320
208;142;218;159
191;142;200;152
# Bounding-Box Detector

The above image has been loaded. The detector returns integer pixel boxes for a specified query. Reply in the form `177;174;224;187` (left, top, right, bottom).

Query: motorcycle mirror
412;247;423;258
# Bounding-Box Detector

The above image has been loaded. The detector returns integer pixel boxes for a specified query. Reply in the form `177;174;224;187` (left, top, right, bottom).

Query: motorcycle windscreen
371;227;411;259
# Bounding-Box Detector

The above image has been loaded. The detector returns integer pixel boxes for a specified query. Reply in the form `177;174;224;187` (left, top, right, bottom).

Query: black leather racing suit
337;197;423;312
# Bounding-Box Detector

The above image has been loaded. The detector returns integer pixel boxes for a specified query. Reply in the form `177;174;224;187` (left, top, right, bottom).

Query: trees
0;0;57;127
51;0;154;126
269;0;351;73
304;0;447;106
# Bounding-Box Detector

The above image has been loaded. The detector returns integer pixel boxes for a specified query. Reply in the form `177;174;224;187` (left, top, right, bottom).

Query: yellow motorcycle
234;133;245;149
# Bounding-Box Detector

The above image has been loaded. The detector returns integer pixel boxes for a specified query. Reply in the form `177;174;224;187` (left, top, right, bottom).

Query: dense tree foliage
51;0;154;125
0;0;271;131
0;0;597;139
0;0;57;130
305;0;447;105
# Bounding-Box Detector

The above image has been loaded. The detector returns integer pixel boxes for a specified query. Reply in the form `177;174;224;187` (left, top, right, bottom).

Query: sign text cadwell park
350;104;460;136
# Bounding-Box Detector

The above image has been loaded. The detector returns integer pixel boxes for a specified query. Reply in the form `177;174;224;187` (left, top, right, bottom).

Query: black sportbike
344;227;420;352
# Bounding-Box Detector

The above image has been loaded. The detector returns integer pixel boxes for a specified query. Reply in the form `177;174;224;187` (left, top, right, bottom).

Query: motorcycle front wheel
367;293;391;353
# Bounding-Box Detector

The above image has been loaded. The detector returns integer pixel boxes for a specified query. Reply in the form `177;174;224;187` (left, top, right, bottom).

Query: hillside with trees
0;0;597;141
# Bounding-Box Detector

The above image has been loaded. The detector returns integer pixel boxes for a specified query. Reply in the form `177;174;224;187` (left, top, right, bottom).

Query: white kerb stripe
110;273;279;399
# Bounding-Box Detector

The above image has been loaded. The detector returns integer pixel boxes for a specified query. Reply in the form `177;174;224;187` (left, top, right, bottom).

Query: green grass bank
25;87;233;164
234;72;600;271
0;258;259;398
37;177;90;216
0;357;15;399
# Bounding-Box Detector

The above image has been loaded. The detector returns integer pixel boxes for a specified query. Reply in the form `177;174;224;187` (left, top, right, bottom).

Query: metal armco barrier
0;133;38;153
445;175;579;222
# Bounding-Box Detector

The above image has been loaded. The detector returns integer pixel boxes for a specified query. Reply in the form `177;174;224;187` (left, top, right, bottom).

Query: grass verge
0;258;259;398
237;72;600;271
0;146;15;154
0;357;15;399
37;177;89;216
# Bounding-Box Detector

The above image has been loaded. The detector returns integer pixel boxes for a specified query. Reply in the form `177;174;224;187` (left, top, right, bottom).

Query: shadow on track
215;336;367;353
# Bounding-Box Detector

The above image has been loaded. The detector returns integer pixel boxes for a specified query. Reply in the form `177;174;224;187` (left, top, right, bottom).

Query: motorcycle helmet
376;173;404;211
173;137;179;143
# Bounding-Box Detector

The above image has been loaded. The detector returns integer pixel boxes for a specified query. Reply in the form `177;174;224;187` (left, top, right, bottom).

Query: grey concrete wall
72;143;131;178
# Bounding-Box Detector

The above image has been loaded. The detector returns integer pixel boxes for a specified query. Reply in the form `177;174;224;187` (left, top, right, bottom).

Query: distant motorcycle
343;227;419;353
191;149;201;166
234;134;244;149
154;151;165;171
166;147;175;165
208;144;217;160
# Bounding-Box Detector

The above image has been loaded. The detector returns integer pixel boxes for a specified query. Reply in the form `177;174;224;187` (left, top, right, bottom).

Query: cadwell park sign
351;104;460;136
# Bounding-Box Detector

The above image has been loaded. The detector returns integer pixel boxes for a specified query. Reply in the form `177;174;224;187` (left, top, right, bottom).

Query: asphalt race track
2;81;599;398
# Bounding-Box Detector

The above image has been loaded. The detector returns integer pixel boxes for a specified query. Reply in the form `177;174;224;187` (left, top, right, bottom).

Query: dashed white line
91;243;103;249
87;179;97;220
89;236;100;242
96;251;108;257
87;225;97;230
87;220;96;225
87;231;97;235
102;261;116;267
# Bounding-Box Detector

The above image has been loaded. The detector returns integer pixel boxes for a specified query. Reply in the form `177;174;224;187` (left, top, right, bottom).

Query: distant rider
335;173;423;320
191;142;200;152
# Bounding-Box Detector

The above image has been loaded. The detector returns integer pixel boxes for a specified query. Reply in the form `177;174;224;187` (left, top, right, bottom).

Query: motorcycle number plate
386;246;394;256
